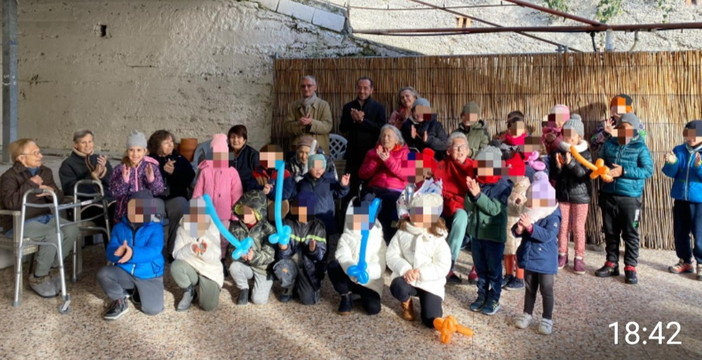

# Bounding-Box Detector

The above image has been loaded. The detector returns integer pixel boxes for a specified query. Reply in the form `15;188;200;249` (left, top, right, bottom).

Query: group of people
2;75;700;338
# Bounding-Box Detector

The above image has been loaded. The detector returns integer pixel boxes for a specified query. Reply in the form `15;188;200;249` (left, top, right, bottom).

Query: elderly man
284;75;333;154
340;77;386;198
433;132;475;284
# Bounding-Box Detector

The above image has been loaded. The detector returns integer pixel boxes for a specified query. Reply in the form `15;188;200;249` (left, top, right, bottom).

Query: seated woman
286;135;338;182
0;139;80;298
359;125;411;242
147;130;196;258
227;125;260;192
400;98;448;160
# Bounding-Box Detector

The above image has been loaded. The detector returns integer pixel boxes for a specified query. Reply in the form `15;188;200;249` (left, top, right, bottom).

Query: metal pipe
2;0;19;163
354;22;702;35
501;0;601;26
348;4;518;11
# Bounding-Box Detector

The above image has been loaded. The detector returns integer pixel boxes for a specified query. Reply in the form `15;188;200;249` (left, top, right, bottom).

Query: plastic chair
328;134;348;161
191;139;212;170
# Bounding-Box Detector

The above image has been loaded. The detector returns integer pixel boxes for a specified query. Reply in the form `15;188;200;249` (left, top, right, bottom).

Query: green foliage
596;0;623;24
542;0;570;21
656;0;675;23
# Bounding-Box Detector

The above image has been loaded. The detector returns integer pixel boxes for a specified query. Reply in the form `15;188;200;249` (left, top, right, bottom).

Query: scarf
302;93;318;115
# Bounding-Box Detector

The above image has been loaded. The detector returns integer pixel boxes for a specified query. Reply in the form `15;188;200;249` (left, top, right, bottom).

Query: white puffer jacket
335;220;386;297
172;218;224;288
386;222;451;299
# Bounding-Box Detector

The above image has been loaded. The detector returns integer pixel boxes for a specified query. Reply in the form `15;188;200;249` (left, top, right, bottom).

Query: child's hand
122;167;131;182
262;183;272;195
117;241;133;264
279;244;289;250
466;177;480;197
145;164;155;183
340;173;351;187
308;239;316;252
243;248;254;262
403;269;419;283
114;240;128;257
555;153;564;168
564;152;572;164
515;223;524;235
664;151;677;164
609;164;623;178
518;214;532;231
695;153;702;167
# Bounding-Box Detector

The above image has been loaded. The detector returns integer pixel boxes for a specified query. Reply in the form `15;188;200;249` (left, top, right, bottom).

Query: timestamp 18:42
609;322;681;345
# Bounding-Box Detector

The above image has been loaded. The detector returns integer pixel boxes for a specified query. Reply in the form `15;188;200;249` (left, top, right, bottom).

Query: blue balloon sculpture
267;159;292;246
202;194;253;260
346;198;382;285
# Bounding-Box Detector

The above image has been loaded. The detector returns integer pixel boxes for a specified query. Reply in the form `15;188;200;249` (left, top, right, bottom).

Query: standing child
387;193;451;328
97;196;165;320
228;190;276;305
170;198;223;312
595;113;653;284
663;120;702;279
513;171;561;335
550;117;592;274
273;192;327;304
591;94;634;157
297;154;350;236
465;146;513;315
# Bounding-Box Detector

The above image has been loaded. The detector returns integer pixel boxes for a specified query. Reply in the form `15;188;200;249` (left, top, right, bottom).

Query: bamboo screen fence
272;51;702;250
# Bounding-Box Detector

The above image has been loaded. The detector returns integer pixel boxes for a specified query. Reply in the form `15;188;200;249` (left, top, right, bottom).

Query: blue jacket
515;208;561;275
106;219;165;279
662;144;702;203
599;136;653;198
296;173;349;235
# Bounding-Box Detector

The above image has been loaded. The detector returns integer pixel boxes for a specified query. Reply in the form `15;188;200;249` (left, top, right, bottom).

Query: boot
237;288;249;305
338;292;353;315
400;299;415;321
177;286;197;311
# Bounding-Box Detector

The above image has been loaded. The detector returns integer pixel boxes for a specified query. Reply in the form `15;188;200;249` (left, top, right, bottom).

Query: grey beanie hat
563;114;584;137
126;130;147;149
413;97;431;108
618;113;641;130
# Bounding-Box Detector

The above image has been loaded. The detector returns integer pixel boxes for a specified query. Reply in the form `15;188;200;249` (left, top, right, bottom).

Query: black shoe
469;294;486;312
104;297;129;320
237;288;249;305
595;262;619;277
338;293;353;315
127;288;141;307
278;287;293;303
501;274;514;288
624;266;638;285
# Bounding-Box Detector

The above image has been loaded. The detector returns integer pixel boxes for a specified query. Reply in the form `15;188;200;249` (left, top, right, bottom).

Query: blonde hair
9;138;36;162
398;217;447;237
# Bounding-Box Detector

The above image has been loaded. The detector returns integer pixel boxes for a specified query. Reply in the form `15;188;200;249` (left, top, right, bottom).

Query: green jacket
230;191;276;274
464;178;512;243
453;120;490;160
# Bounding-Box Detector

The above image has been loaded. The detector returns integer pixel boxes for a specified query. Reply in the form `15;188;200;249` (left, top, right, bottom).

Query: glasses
22;151;42;156
300;84;315;88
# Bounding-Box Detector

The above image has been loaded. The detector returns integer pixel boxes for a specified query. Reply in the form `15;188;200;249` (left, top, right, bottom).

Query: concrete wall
11;0;406;153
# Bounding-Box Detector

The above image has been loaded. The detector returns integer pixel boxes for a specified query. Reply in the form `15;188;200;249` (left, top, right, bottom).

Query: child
97;195;165;320
328;196;386;315
663;120;702;279
192;134;244;259
170;198;223;311
591;94;634;157
287;135;338;182
297;154;350;236
550;116;592;274
387;193;451;328
465;145;513;315
513;171;561;335
228;190;276;305
253;144;296;221
452;101;489;159
273;192;327;304
595;113;653;284
109;130;165;224
541;105;569;156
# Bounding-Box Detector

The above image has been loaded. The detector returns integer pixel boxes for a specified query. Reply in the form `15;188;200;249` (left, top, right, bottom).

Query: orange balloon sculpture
433;316;474;344
564;143;613;182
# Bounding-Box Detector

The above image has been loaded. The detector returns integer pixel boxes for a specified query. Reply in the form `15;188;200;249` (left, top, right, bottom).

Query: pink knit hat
210;134;228;152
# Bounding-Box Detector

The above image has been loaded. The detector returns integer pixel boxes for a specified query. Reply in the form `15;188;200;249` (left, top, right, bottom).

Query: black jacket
276;218;327;290
339;97;387;171
229;145;260;192
153;151;195;200
401;114;448;160
549;143;592;204
59;150;113;198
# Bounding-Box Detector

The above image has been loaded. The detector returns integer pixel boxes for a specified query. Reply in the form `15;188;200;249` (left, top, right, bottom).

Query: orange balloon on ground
433;316;474;344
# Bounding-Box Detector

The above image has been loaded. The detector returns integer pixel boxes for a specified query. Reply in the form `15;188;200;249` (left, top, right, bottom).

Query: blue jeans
674;200;702;264
471;238;504;302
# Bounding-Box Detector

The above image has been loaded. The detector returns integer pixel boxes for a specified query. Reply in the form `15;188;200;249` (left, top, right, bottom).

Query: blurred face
380;128;398;150
410;207;440;229
309;159;325;179
461;113;478;126
684;128;702;147
509;121;526;137
477;159;502;177
260;150;283;169
447;138;469;163
184;199;209;237
229;134;246;152
127;199;150;224
242;205;257;225
563;128;581;146
159;136;174;156
297;145;311;165
213;150;229;168
400;90;416;108
18;141;43;168
412;106;431;122
300;78;317;98
356;79;373;101
127;146;146;166
290;204;308;223
616;123;635;145
348;212;370;231
74;134;95;155
526;197;556;209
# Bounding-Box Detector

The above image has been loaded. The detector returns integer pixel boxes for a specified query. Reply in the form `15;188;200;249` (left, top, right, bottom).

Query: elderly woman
228;125;260;192
401;98;448;160
388;87;419;129
59;129;113;198
359;125;411;242
0;139;80;297
433;132;475;283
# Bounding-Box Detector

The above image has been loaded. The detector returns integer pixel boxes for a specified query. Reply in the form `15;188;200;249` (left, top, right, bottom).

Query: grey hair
302;75;317;85
448;132;468;147
379;124;405;146
396;86;419;109
73;129;95;142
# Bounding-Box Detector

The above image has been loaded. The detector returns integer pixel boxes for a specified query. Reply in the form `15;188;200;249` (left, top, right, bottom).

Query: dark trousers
600;193;641;267
523;270;554;320
97;266;164;315
327;260;381;315
673;200;702;264
273;258;321;305
390;277;443;328
471;238;504;302
364;187;401;243
164;197;188;260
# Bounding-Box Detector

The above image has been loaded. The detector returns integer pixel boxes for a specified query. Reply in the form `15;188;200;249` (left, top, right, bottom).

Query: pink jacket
192;160;243;221
358;145;410;191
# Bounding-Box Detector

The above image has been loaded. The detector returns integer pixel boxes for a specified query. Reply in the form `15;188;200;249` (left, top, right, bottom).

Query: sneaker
669;259;694;274
338;293;353;315
573;258;586;275
514;313;532;329
127;288;141;307
446;271;463;285
28;274;59;298
469;294;486;312
278;287;293;303
538;318;553;335
501;274;514;288
468;267;478;285
595;261;619;277
103;297;129;320
176;286;197;312
624;266;638;285
237;288;249;305
481;299;501;316
504;277;524;291
557;254;567;269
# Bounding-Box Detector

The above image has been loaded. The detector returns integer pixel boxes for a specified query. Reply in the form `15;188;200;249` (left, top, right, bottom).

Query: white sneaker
538;318;553;335
514;313;532;329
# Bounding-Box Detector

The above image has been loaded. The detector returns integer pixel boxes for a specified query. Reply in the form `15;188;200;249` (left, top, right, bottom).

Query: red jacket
359;145;410;191
434;157;475;217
